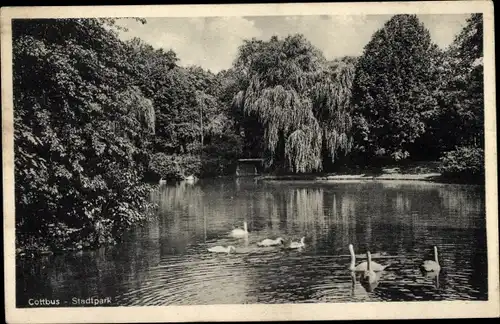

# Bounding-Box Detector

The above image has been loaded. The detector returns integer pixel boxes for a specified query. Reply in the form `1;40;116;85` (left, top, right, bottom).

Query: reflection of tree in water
286;188;325;243
436;185;485;229
17;245;159;307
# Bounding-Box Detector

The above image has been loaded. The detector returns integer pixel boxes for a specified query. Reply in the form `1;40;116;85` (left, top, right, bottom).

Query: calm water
17;178;488;306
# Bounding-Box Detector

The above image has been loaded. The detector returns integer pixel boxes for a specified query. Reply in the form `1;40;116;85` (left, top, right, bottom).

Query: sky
116;14;471;73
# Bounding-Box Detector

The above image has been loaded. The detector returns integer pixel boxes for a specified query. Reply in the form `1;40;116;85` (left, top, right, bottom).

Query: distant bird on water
229;221;248;238
348;244;387;272
289;237;306;249
420;246;441;273
257;237;284;247
208;246;236;254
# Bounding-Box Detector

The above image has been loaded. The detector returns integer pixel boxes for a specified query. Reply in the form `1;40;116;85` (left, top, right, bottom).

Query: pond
16;178;488;306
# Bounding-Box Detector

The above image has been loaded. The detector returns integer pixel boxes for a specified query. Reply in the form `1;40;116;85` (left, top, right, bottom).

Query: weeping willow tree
312;56;357;168
232;34;356;173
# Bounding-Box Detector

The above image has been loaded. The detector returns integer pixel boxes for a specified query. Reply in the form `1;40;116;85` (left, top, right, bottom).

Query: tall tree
232;34;356;173
351;14;440;161
440;13;484;149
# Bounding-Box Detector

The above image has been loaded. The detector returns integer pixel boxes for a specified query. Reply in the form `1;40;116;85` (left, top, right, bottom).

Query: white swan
289;237;305;249
257;237;284;247
159;178;167;185
348;244;387;272
420;246;441;273
229;221;248;238
360;251;378;284
208;245;236;254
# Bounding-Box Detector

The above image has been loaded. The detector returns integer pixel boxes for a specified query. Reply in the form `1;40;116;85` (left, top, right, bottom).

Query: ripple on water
117;253;254;305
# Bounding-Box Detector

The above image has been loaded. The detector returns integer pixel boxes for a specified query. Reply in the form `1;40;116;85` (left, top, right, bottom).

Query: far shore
251;162;484;185
255;172;442;182
254;173;484;185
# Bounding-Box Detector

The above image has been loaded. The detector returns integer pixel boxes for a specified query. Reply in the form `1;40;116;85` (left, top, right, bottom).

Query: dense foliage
13;18;156;251
439;146;485;182
351;15;440;161
347;14;484;181
436;13;484;151
13;14;485;253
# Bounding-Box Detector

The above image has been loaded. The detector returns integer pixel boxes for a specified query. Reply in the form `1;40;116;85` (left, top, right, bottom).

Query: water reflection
17;179;487;306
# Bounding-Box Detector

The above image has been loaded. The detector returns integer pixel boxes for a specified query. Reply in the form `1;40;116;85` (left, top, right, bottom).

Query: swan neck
367;252;372;270
349;246;355;268
244;222;247;232
434;247;439;263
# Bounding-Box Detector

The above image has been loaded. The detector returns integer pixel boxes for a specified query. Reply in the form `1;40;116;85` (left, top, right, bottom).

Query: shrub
439;146;485;182
201;157;237;177
148;153;201;181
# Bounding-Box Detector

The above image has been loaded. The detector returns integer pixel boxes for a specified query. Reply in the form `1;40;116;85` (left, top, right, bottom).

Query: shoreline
255;172;442;182
253;172;483;185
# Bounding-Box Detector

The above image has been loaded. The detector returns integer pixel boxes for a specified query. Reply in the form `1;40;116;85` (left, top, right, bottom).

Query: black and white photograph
2;2;498;322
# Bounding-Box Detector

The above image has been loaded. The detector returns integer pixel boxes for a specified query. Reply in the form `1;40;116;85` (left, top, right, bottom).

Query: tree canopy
351;14;440;161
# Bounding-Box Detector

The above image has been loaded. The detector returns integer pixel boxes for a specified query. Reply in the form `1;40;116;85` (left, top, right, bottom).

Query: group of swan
349;244;441;286
209;223;442;282
208;221;306;253
158;175;197;186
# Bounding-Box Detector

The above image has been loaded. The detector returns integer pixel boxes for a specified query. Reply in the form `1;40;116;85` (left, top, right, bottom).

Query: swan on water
420;246;441;273
208;245;236;254
289;237;306;249
159;178;167;185
348;244;387;272
257;237;284;247
360;251;378;284
229;221;248;238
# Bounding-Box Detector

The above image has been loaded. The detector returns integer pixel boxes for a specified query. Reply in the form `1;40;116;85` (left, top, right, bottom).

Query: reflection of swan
350;272;357;296
360;251;378;285
360;273;381;292
289;237;305;249
348;244;387;272
208;246;236;254
420;246;441;273
229;221;248;238
257;237;284;247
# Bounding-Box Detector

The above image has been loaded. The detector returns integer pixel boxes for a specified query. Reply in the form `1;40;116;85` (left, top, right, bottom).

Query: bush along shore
14;15;484;257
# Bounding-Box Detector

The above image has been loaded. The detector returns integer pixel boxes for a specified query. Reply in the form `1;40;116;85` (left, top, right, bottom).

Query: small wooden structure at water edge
235;158;264;176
